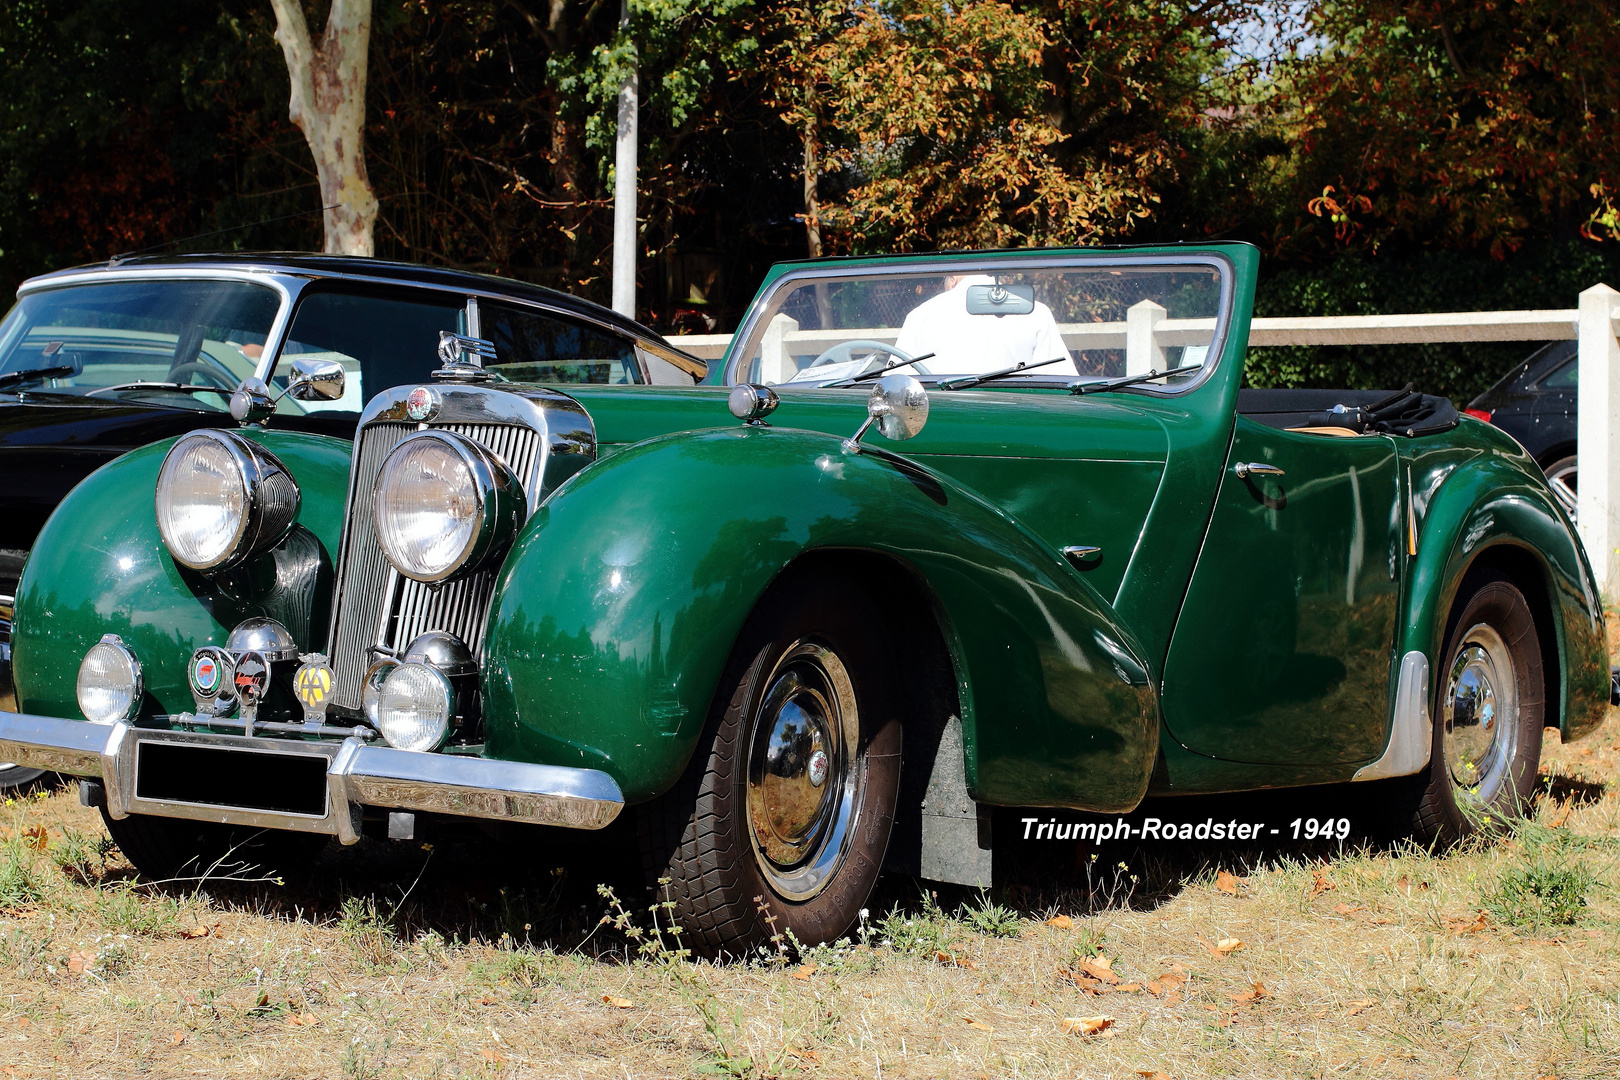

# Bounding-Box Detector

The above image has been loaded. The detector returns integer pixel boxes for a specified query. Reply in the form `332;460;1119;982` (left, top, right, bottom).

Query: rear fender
1403;454;1607;743
481;426;1158;807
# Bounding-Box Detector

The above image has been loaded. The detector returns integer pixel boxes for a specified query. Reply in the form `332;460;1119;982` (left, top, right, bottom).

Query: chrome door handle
1234;462;1285;479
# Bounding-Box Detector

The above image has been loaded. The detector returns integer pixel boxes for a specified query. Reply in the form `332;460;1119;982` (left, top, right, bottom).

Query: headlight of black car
371;429;526;583
155;430;300;573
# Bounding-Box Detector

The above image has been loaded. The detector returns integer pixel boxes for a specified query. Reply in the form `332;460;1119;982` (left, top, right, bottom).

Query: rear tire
1543;455;1577;522
1411;571;1545;846
639;572;903;957
100;811;328;884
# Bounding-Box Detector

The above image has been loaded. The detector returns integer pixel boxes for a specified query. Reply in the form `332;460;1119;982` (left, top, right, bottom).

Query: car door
1159;416;1403;765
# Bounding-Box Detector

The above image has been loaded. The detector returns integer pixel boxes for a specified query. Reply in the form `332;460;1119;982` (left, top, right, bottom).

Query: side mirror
845;373;929;451
287;357;346;402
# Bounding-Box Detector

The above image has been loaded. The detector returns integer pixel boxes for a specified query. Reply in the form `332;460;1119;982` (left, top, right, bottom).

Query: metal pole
611;0;638;319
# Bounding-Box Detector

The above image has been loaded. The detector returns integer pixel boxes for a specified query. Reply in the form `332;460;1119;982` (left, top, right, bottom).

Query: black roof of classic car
24;252;660;343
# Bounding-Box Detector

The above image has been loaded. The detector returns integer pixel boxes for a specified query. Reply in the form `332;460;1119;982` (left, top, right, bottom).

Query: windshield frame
723;251;1236;397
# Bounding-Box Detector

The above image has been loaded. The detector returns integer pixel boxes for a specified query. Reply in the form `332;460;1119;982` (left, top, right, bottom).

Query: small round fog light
77;635;142;724
375;662;453;752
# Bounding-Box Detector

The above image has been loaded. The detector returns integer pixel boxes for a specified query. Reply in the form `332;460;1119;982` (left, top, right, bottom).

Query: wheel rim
745;640;860;902
1443;622;1518;803
1547;460;1577;522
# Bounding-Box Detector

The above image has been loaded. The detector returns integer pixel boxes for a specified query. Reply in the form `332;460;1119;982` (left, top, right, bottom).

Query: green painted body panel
481;426;1158;808
12;429;350;721
1162;419;1403;765
8;241;1606;820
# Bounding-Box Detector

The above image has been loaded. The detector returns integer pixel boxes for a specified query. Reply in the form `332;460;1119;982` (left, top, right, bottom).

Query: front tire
640;573;903;957
100;811;328;884
1412;571;1545;845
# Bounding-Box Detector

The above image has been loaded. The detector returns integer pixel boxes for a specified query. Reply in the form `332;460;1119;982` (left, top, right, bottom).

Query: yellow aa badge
293;657;334;724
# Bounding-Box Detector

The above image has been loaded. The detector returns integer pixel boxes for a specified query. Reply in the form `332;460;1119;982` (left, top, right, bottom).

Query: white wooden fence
671;285;1620;595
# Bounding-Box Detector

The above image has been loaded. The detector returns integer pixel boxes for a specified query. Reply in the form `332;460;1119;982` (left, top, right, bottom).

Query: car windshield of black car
0;280;281;408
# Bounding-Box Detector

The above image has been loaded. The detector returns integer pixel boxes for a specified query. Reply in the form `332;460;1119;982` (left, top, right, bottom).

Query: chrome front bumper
0;711;624;844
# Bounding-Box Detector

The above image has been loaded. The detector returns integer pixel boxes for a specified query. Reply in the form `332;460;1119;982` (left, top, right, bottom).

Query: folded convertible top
1237;384;1459;437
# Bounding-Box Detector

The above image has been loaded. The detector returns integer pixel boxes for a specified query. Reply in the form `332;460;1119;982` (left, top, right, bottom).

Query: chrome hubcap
1547;460;1578;522
745;640;859;902
1444;623;1517;802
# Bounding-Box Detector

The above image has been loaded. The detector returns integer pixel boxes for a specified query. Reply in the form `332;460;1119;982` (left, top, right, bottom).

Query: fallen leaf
1135;1072;1171;1080
170;1030;186;1046
1228;981;1270;1006
1548;800;1574;828
66;950;90;974
286;1013;317;1027
1046;914;1074;930
479;1049;508;1064
179;925;215;940
1308;872;1336;898
1217;937;1245;955
22;825;47;851
1371;917;1394;925
1116;982;1142;993
1157;972;1186;989
1447;912;1489;935
1163;990;1184;1006
962;1016;994;1032
602;994;634;1009
476;996;499;1006
1333;903;1365;915
1076;954;1120;983
935;950;978;970
1143;980;1164;996
786;1047;823;1063
794;962;817;981
1216;870;1239;895
1345;999;1376;1017
1061;1015;1115;1036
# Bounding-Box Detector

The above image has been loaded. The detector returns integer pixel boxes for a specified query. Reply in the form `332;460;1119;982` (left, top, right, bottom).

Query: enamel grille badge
294;654;335;725
406;386;439;422
233;651;269;703
187;646;235;713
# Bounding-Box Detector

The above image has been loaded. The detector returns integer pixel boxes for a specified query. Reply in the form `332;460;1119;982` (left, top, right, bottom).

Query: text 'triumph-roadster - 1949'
0;242;1608;955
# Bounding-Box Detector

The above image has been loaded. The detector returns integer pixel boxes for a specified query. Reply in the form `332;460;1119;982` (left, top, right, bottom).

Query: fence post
1577;283;1620;598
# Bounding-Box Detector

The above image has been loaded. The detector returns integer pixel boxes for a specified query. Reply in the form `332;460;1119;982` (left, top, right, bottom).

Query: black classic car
0;254;703;788
1466;340;1577;518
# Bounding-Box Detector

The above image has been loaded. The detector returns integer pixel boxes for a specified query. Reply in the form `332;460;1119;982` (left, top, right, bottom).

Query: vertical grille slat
327;416;546;711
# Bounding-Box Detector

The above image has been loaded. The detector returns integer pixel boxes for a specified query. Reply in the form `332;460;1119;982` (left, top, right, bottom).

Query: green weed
98;883;179;937
958;890;1022;938
336;895;399;970
1481;821;1606;930
0;833;48;908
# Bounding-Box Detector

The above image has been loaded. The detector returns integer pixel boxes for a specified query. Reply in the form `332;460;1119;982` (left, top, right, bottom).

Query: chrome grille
326;419;544;711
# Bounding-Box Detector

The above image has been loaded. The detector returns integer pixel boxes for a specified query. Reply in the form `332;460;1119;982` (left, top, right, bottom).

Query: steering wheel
165;361;238;393
807;339;915;372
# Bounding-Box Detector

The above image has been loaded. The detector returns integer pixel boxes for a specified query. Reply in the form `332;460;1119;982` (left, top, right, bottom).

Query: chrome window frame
722;252;1237;398
17;265;685;388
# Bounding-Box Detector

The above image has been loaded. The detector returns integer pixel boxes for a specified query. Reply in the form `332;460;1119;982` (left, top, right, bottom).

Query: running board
1353;651;1433;781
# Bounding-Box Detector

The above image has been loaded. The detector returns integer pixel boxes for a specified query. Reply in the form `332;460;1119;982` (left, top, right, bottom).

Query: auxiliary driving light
374;662;454;752
76;634;142;724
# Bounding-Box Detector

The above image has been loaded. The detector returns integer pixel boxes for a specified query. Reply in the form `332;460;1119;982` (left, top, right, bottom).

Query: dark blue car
1466;340;1577;520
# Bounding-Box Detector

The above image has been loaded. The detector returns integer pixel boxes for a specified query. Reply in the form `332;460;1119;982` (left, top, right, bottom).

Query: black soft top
1239;385;1460;437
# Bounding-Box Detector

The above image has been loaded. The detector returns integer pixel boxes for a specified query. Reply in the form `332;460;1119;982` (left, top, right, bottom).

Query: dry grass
4;711;1620;1078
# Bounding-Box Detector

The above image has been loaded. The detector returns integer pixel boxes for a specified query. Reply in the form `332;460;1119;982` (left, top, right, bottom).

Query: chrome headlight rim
371;429;526;584
76;634;143;724
374;661;455;753
154;429;301;574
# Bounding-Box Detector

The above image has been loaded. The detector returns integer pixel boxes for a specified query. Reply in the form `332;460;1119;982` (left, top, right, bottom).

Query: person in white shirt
892;274;1075;376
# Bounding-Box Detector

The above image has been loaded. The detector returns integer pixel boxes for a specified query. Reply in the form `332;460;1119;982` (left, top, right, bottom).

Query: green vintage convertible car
0;243;1607;955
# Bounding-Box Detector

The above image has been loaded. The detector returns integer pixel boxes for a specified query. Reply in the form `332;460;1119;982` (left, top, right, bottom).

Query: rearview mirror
287;358;346;402
965;284;1035;316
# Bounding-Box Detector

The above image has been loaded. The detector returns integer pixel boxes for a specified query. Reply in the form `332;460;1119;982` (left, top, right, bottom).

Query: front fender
1404;450;1607;742
482;426;1158;808
13;429;351;721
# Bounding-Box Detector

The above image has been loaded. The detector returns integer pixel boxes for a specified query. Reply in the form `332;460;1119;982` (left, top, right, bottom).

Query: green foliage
49;827;115;885
336;894;399;969
97;883;179;937
1481;822;1606;932
958;890;1022;939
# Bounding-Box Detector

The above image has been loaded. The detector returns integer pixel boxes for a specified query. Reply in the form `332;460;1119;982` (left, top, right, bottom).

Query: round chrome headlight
371;430;525;583
77;635;142;723
374;662;454;752
155;431;300;572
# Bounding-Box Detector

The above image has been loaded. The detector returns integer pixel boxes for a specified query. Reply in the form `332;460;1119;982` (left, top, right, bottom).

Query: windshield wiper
0;364;78;388
1067;364;1202;396
84;382;233;398
936;355;1076;391
825;352;937;389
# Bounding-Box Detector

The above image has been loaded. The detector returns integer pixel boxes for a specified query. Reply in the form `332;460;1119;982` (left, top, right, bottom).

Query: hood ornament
434;332;499;381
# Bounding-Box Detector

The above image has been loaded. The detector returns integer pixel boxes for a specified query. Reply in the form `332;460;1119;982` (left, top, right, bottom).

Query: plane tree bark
268;0;379;255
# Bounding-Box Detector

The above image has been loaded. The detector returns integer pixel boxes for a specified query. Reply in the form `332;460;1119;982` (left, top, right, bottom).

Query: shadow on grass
1539;771;1607;806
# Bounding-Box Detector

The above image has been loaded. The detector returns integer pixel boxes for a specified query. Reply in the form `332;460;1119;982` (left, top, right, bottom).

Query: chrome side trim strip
1353;651;1433;780
0;711;623;839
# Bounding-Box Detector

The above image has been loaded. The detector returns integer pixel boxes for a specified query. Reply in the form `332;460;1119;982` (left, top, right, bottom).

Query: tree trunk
802;122;823;259
269;0;379;256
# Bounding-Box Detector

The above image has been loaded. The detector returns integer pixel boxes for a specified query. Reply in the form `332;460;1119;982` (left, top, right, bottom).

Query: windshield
730;262;1226;390
0;280;283;409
